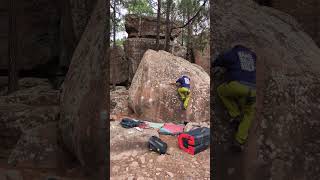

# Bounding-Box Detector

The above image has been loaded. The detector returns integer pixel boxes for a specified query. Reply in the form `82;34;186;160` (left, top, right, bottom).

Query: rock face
125;14;181;38
170;42;187;59
0;0;60;70
8;122;64;169
124;38;187;83
129;50;210;123
110;46;128;85
256;0;320;47
124;15;186;82
0;0;96;72
124;38;166;81
212;1;320;180
69;0;97;41
59;0;106;173
110;86;132;119
194;46;210;74
0;78;59;161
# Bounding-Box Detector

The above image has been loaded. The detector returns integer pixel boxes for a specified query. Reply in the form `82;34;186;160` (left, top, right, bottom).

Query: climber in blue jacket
174;75;191;110
213;45;257;152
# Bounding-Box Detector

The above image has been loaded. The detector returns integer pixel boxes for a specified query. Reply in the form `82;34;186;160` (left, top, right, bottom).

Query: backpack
148;136;167;155
120;118;142;128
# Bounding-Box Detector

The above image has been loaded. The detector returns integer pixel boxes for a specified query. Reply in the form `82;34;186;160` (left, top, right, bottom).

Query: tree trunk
165;0;172;52
113;0;116;48
156;0;161;50
112;0;116;89
182;14;185;46
8;0;19;94
186;5;192;62
59;0;77;68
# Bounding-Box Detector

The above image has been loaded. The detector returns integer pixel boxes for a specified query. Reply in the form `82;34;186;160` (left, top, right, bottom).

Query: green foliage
110;38;125;47
192;29;209;52
125;0;154;16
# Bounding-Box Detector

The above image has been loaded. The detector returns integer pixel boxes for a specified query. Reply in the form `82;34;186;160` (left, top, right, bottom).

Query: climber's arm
213;50;234;68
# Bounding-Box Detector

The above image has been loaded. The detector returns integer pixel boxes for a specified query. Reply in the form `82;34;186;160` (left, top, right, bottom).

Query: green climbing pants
217;81;256;144
178;87;190;109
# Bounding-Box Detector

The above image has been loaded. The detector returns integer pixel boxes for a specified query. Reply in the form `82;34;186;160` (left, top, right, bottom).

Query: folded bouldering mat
145;122;164;129
159;123;185;135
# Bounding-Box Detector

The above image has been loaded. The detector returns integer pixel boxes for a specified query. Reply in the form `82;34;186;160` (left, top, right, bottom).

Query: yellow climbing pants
217;81;256;144
178;87;190;109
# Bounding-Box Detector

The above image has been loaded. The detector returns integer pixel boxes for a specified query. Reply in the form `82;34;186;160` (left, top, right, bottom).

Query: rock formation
124;14;185;82
212;0;320;179
125;14;181;39
0;0;97;77
255;0;320;47
129;50;209;123
110;46;128;85
0;78;60;165
194;46;210;74
59;0;106;175
110;86;132;119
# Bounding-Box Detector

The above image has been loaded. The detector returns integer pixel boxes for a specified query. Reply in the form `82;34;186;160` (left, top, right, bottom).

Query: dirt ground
110;120;210;180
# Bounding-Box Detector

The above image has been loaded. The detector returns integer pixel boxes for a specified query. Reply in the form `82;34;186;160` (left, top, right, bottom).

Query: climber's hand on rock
169;82;179;86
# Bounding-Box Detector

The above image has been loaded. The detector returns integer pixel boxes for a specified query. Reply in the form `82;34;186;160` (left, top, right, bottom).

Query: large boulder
0;78;59;159
212;1;320;180
7;122;65;169
110;46;128;85
124;38;188;82
59;0;106;175
129;50;209;123
69;0;97;41
125;14;181;38
124;38;166;81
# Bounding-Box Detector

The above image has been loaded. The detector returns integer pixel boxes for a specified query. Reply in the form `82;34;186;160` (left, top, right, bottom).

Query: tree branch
172;0;208;30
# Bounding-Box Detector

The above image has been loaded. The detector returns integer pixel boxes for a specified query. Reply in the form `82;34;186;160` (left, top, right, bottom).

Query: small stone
156;155;165;162
140;156;145;164
112;166;120;172
156;173;160;176
131;151;138;156
156;168;163;171
166;172;174;177
130;161;139;168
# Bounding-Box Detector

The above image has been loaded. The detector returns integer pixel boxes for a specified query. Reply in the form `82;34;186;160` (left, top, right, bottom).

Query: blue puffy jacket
176;76;191;89
213;45;256;87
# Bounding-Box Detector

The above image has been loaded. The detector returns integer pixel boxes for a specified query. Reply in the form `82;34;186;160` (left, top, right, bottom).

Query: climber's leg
183;90;191;109
217;81;248;118
235;90;256;144
178;87;186;100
